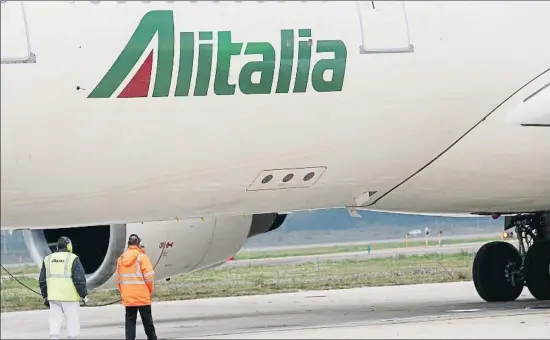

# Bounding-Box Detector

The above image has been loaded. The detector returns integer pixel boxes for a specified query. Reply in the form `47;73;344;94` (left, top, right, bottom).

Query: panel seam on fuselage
364;67;550;208
187;217;218;273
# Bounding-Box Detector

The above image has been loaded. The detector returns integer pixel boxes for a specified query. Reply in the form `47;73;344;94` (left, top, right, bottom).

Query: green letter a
88;10;175;98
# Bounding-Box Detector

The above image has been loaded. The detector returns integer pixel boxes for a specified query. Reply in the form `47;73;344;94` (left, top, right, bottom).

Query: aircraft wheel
524;239;550;300
472;241;524;302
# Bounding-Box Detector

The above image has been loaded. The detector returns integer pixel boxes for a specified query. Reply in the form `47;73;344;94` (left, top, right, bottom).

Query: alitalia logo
88;10;347;99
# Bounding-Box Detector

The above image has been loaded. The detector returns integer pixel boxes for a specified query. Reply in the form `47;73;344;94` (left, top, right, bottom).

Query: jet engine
22;213;286;290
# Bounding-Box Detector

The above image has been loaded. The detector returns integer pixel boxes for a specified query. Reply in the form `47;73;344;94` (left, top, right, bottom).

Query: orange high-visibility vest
116;246;155;306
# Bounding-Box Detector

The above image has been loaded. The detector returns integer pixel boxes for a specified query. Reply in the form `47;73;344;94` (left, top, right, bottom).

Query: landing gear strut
472;212;550;302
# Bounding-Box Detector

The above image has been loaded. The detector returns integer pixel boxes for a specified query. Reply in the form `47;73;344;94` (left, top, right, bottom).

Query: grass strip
1;251;474;312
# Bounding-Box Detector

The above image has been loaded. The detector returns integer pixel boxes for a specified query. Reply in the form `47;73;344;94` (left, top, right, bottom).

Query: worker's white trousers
48;300;80;339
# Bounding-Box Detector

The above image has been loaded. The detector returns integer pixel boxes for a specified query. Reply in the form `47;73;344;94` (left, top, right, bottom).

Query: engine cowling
22;213;285;290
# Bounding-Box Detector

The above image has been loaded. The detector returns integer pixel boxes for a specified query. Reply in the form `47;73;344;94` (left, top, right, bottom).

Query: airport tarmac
1;281;548;339
0;240;517;281
241;233;500;252
228;240;517;267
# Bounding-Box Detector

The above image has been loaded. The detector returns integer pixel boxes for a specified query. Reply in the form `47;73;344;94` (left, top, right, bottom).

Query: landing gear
473;241;524;302
524;239;550;300
472;212;550;302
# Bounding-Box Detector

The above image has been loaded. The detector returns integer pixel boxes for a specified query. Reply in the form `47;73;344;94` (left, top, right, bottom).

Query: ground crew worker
116;234;157;340
38;236;88;339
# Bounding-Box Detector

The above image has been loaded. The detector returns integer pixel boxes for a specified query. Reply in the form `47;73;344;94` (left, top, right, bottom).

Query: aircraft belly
2;1;550;227
373;70;550;214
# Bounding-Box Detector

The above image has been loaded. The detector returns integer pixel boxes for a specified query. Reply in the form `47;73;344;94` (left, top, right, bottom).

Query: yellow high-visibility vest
44;252;80;301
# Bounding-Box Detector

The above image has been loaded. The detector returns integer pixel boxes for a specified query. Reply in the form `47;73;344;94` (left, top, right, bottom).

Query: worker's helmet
128;234;142;247
57;236;73;253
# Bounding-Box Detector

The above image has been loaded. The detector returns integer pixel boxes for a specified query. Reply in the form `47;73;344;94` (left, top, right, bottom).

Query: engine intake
23;224;127;289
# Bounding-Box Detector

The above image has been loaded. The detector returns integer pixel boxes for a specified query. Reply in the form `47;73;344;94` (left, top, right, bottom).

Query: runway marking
447;309;481;313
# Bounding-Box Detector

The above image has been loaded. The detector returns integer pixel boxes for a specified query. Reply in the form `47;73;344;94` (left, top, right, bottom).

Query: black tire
524;239;550;300
472;241;524;302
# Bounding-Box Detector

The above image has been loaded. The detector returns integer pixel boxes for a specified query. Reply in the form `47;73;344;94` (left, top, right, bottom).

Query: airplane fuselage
2;1;550;229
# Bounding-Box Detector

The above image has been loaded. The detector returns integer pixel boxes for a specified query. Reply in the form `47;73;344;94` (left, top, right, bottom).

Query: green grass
1;264;39;276
1;251;474;312
234;236;497;260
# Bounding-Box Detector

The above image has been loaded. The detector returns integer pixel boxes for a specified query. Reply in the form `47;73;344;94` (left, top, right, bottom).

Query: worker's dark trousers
125;305;157;340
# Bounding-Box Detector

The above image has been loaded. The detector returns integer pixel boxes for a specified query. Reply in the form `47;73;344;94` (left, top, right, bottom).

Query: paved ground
241;233;500;252
1;281;548;339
